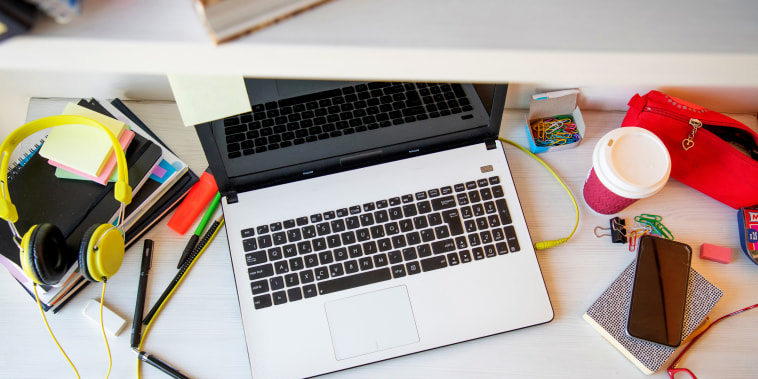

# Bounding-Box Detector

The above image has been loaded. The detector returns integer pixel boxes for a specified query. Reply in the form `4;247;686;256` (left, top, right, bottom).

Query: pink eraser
700;243;732;264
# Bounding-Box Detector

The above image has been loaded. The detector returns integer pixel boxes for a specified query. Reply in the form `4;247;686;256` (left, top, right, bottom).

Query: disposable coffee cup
583;127;671;215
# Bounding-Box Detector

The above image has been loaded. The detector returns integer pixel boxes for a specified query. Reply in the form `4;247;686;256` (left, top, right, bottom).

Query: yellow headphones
0;115;132;286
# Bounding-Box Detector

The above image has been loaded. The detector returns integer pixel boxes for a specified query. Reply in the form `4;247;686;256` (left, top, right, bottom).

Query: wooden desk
1;101;756;378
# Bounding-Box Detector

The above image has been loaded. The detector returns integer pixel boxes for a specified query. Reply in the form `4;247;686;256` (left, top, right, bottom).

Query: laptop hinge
485;139;497;150
226;191;239;204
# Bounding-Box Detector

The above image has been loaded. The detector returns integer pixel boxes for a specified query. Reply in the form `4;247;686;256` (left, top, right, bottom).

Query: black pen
136;350;189;379
131;239;153;349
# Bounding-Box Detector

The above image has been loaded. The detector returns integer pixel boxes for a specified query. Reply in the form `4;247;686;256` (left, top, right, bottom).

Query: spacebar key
318;268;392;295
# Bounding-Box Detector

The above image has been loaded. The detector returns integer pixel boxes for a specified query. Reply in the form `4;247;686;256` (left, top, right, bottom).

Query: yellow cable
99;281;112;379
137;217;225;378
498;137;579;250
34;284;81;379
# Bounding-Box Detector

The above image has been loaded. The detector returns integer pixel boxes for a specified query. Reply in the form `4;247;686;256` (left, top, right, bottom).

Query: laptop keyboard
223;82;475;159
241;176;521;310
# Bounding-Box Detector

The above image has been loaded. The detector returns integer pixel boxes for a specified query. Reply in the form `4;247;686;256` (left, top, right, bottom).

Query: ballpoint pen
131;239;153;349
178;191;221;268
136;350;189;379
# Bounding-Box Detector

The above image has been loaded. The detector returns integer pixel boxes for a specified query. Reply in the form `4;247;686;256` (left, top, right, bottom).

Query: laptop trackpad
325;285;419;360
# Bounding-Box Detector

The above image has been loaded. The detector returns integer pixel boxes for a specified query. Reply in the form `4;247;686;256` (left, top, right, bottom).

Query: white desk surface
1;100;757;379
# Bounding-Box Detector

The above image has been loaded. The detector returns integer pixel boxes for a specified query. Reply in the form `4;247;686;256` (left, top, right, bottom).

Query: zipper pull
682;118;702;151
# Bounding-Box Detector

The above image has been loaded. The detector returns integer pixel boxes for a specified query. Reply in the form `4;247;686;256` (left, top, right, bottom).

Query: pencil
143;215;224;325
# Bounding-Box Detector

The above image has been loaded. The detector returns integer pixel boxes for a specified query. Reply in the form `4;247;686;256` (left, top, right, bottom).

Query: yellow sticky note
39;104;128;177
168;74;251;126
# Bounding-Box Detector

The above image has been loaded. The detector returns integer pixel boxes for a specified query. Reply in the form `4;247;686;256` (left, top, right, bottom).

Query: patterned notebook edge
583;261;723;374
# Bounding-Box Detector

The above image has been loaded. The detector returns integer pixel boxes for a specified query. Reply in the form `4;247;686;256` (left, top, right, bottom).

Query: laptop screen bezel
195;82;507;201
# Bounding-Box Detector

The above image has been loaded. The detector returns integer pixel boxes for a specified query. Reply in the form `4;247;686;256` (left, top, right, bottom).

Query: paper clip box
525;89;586;154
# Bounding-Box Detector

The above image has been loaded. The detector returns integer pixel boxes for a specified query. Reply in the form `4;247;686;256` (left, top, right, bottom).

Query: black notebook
0;132;160;266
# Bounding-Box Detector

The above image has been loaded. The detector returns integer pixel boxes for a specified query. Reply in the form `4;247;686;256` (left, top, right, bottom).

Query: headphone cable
34;284;80;379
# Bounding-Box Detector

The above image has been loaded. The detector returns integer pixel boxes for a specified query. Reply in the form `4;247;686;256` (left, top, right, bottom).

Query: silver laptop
195;79;553;378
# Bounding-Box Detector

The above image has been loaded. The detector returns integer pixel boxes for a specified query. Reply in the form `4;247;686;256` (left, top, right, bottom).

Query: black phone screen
627;235;692;347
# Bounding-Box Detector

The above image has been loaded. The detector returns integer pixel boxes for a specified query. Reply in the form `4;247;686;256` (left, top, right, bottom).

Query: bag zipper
644;106;758;156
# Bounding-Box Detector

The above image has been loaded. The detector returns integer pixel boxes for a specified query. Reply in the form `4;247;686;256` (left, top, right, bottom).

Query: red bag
622;90;758;209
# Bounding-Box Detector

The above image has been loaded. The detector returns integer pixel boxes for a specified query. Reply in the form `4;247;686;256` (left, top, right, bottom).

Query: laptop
194;79;554;378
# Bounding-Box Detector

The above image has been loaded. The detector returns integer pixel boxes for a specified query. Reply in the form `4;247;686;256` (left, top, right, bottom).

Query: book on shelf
0;97;198;312
582;261;723;375
193;0;335;43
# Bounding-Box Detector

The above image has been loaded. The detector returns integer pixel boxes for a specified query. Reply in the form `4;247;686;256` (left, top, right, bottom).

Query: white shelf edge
3;37;758;87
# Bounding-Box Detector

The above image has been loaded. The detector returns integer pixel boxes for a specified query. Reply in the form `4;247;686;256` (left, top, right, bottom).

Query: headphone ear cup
20;224;69;286
79;224;125;283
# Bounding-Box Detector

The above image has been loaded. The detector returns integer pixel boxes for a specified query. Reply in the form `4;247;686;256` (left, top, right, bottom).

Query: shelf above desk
1;0;757;86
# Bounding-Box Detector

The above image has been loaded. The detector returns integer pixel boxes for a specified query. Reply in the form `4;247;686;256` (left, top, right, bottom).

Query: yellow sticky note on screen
39;103;127;177
168;74;251;126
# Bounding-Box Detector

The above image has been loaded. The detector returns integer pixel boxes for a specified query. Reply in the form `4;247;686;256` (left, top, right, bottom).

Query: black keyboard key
473;247;485;260
504;225;520;252
287;287;303;302
484;244;497;258
344;259;359;274
420;256;448;272
258;235;273;249
272;291;287;305
430;196;456;210
300;269;315;283
406;261;421;275
274;261;289;274
249;264;274;280
315;267;329;280
251;280;269;295
447;253;460;266
245;251;267;266
496;242;509;255
287;228;302;242
318;268;392;295
253;294;272;309
241;228;255;238
282;244;297;258
496;199;513;225
391;264;407;278
431;239;456;255
303;284;317;298
270;276;285;291
285;273;300;287
460;250;472;263
243;238;258;252
441;209;464;235
304;254;319;268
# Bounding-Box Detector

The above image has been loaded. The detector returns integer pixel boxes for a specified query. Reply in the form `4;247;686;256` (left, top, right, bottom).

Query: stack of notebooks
583;261;723;374
0;98;198;312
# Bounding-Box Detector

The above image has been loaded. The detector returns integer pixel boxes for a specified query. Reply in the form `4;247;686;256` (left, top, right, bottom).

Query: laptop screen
195;80;507;198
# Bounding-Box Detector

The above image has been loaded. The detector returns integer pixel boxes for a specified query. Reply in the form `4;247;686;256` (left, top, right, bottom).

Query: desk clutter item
737;206;758;265
193;0;335;44
623;91;758;209
39;103;128;178
594;216;627;244
525;89;585;154
0;0;37;42
627;214;673;252
583;128;671;215
699;243;732;264
0;98;198;312
583;261;722;375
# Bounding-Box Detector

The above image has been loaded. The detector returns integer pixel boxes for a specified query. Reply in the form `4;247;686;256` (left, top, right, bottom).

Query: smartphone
627;235;692;347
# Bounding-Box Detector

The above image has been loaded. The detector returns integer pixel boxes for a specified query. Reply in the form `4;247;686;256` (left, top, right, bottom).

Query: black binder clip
594;217;627;244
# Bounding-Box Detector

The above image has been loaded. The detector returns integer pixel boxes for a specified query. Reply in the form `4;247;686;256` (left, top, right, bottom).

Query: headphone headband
0;115;132;223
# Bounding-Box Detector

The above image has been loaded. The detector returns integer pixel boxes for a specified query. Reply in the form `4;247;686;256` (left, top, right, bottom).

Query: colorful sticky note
39;103;128;177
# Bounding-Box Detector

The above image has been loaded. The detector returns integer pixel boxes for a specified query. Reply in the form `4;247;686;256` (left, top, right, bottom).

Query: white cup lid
592;127;671;199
